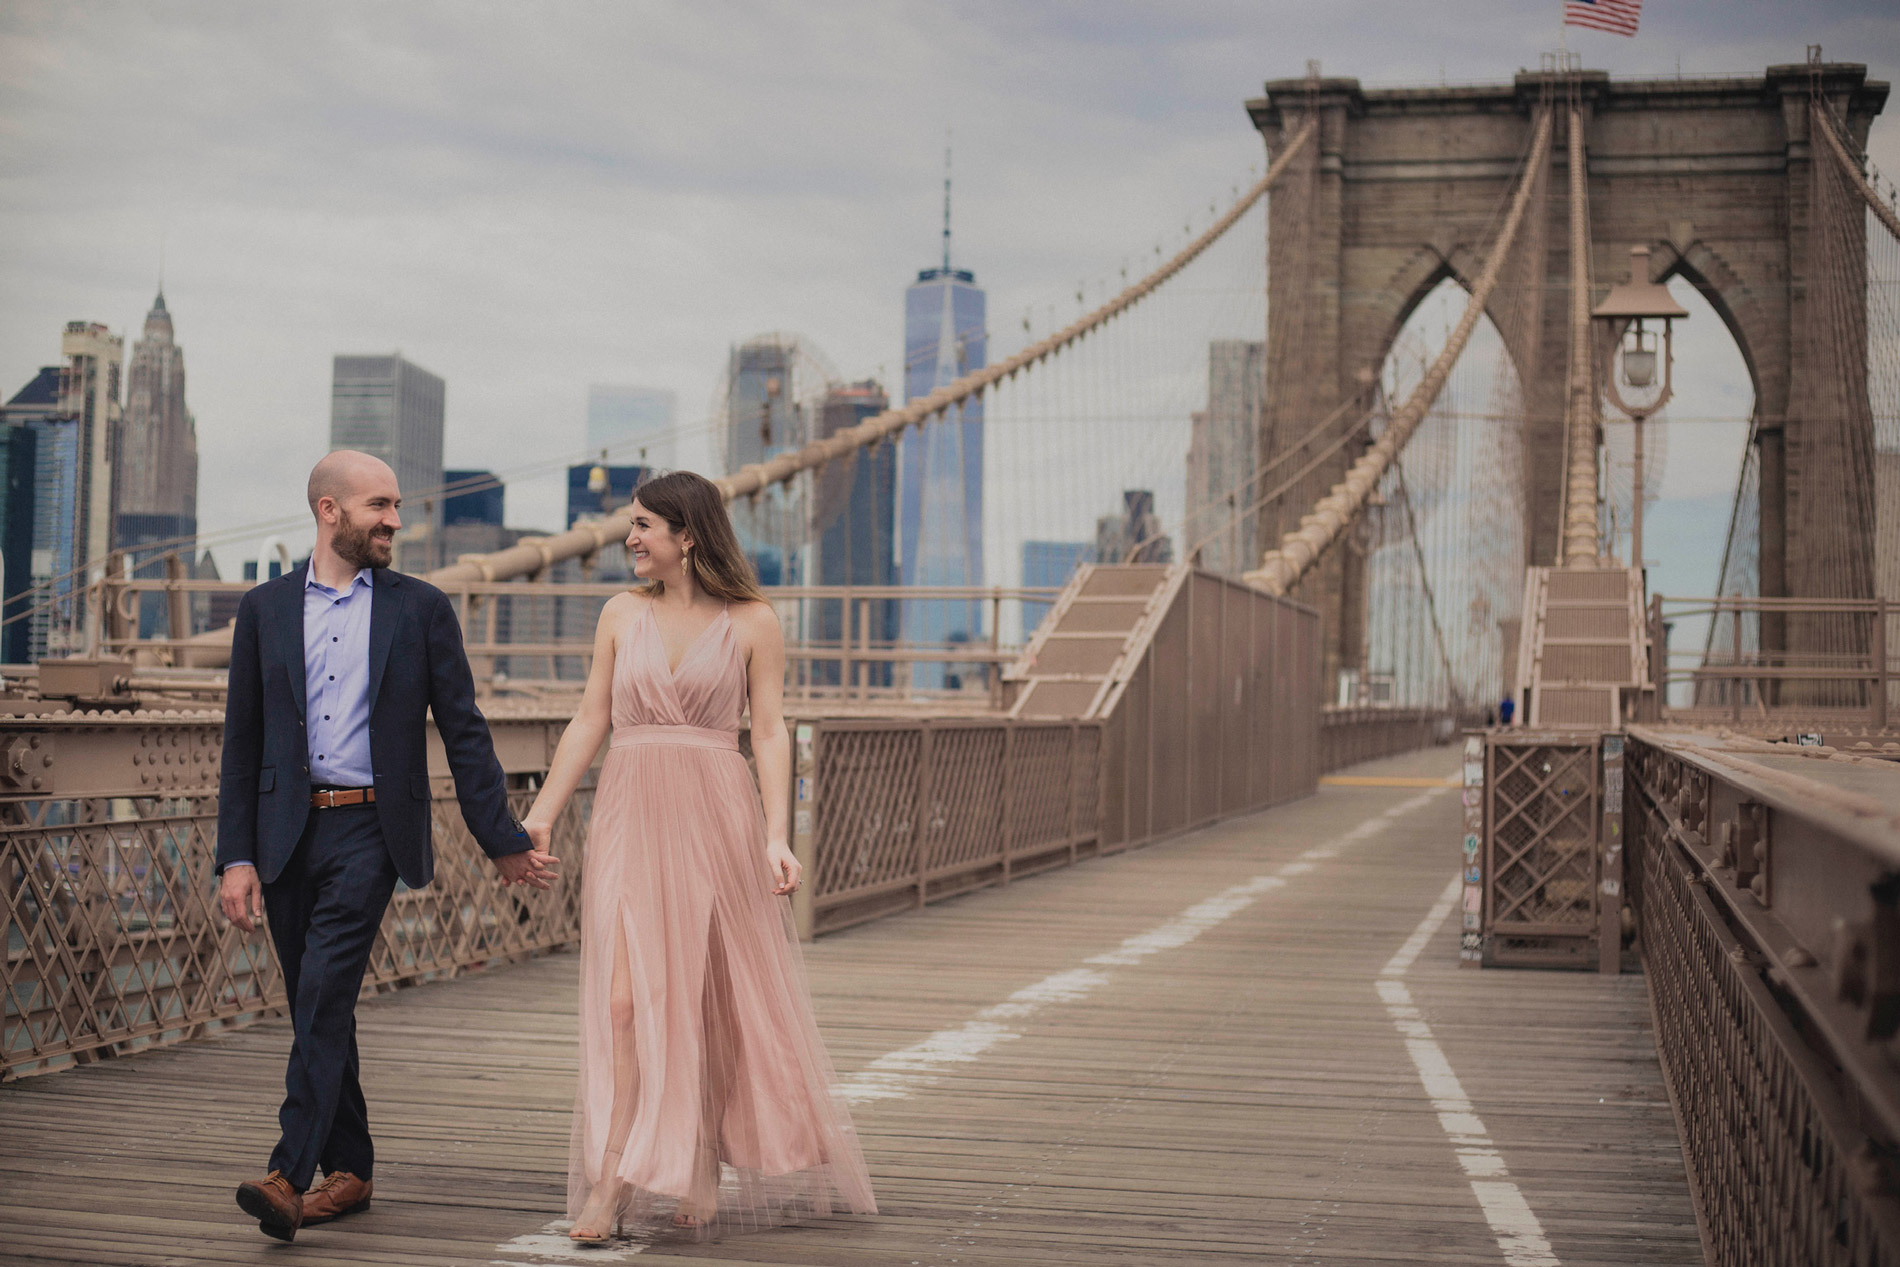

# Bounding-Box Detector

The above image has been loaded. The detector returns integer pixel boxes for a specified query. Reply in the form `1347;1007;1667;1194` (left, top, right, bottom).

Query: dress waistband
610;724;739;752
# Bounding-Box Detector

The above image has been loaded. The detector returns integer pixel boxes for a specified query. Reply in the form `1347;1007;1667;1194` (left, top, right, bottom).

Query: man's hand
494;848;560;891
220;866;265;932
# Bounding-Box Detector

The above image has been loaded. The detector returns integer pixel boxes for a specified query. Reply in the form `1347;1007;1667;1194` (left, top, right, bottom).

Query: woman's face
626;499;690;580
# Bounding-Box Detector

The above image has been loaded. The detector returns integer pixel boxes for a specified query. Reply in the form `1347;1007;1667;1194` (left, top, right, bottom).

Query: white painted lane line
834;786;1448;1106
1380;876;1560;1267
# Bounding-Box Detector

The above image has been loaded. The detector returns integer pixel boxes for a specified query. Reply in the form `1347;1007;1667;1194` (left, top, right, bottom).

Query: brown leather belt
310;787;376;809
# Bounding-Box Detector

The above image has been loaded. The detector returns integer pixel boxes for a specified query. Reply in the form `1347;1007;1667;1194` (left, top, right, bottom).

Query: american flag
1564;0;1641;36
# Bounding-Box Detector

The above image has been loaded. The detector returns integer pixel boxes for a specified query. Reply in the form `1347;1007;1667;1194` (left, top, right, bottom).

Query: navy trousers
261;803;399;1189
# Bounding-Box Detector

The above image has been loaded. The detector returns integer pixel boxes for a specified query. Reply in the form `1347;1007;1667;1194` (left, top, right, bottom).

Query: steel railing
1624;726;1900;1263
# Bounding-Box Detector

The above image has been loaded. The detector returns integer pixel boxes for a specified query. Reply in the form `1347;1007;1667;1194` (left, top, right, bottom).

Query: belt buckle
319;789;337;809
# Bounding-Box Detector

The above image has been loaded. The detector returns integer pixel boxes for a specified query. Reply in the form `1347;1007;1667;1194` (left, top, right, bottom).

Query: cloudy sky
2;0;1896;596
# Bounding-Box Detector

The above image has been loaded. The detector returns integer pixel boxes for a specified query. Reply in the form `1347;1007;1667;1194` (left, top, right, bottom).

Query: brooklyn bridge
5;56;1900;1266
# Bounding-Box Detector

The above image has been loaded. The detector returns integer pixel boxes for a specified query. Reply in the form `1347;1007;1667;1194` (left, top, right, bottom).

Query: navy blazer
215;563;527;888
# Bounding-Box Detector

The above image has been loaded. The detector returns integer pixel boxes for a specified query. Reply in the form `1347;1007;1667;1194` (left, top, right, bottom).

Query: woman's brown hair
631;471;767;604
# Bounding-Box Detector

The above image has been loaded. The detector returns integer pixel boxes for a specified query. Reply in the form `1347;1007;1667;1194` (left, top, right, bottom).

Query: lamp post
1591;245;1687;574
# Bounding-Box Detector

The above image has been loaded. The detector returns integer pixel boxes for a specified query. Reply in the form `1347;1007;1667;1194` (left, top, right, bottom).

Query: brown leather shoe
235;1170;304;1242
302;1170;373;1224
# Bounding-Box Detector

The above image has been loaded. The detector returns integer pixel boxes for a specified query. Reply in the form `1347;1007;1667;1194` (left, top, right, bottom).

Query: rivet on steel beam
1833;917;1868;1005
1865;875;1900;1039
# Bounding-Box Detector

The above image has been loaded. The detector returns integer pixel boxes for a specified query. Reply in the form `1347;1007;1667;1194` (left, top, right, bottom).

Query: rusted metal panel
1220;581;1254;817
1625;726;1900;1264
1189;574;1224;827
1147;598;1192;838
1482;730;1602;969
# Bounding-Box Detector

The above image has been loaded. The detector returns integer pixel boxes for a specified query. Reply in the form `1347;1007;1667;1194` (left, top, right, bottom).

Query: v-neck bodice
611;602;745;734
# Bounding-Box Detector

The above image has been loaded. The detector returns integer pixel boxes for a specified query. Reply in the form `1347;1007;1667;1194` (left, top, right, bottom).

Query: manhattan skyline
1;3;1895;578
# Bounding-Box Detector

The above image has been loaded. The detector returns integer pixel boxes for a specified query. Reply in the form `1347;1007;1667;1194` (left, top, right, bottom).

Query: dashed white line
834;787;1446;1106
1379;876;1560;1267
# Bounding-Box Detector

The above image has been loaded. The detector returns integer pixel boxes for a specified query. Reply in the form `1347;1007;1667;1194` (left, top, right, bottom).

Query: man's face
329;471;401;570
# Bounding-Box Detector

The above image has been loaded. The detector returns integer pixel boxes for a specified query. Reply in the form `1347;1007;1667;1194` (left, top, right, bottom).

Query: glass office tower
899;266;985;688
330;354;445;570
812;380;896;686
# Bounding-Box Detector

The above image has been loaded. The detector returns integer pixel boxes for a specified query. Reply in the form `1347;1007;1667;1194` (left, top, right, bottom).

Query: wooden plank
0;746;1701;1265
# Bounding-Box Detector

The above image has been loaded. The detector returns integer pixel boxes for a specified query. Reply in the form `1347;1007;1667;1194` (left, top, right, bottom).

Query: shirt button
332;637;338;643
329;675;335;681
324;715;330;720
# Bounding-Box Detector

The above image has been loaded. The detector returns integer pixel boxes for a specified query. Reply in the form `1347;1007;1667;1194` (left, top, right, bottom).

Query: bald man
215;451;557;1241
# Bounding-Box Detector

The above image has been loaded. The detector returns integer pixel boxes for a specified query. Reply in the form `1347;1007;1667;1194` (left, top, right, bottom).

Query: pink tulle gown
567;602;876;1234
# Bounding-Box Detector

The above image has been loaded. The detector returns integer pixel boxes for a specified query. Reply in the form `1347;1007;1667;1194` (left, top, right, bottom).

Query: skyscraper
587;386;676;469
117;292;200;636
723;335;810;587
812;380;896;685
1020;540;1089;632
443;469;505;529
2;363;86;661
330;354;445;570
1185;340;1263;577
61;321;122;606
1094;490;1172;566
0;371;55;665
899;238;986;687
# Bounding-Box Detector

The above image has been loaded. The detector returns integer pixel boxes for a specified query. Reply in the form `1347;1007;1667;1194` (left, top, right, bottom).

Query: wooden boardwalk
0;747;1702;1266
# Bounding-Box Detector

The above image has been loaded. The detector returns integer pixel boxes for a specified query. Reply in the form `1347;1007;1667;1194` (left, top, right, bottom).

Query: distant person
1499;694;1516;726
521;471;876;1242
216;450;556;1242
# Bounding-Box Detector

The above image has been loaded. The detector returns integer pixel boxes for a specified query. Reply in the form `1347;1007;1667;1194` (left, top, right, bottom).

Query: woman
520;471;876;1242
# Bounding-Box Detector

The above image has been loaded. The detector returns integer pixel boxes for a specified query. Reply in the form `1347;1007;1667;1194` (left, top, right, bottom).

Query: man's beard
335;508;395;570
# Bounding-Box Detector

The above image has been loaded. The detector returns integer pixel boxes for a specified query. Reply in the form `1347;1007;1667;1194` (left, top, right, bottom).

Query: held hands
765;840;801;896
496;819;561;890
494;847;560;890
220;865;265;932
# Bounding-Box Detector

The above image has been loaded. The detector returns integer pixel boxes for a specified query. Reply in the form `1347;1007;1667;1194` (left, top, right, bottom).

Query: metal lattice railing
805;718;1102;936
1625;729;1900;1265
1482;734;1601;967
3;784;593;1079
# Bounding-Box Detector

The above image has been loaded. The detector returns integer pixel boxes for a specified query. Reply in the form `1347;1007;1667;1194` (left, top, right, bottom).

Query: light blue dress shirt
304;568;375;787
226;568;376;870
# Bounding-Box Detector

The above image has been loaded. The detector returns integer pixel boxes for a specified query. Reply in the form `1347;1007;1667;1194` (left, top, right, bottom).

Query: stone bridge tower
1249;61;1889;691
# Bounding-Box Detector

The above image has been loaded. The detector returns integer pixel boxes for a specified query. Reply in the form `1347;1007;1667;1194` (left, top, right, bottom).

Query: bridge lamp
1592;245;1688;572
587;450;611;513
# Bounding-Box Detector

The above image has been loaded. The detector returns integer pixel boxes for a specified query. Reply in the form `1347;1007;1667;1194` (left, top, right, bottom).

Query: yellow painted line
1319;775;1462;788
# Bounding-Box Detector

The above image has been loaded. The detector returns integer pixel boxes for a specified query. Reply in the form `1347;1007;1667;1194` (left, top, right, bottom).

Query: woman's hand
765;840;801;896
522;815;554;856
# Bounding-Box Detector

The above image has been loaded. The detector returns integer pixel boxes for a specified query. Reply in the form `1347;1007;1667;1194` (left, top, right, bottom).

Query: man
216;450;558;1242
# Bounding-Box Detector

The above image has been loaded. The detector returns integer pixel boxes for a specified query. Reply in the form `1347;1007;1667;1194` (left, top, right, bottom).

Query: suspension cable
1245;106;1555;596
429;116;1319;589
